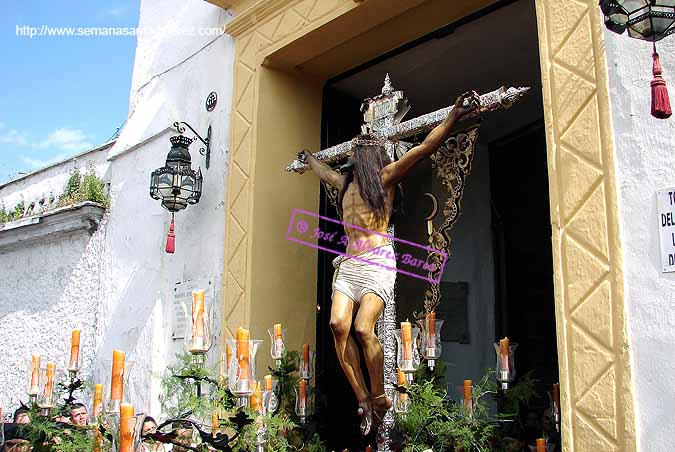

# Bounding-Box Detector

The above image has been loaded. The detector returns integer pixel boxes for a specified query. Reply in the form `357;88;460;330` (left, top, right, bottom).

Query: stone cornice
0;202;106;253
224;0;301;38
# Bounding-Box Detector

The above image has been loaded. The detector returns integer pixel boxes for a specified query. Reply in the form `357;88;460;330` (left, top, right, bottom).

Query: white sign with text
657;188;675;272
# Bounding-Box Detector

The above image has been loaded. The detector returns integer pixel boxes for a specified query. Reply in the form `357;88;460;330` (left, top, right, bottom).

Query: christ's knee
354;321;377;345
330;315;350;340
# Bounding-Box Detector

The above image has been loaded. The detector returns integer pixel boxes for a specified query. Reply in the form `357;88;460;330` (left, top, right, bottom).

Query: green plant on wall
58;163;109;209
0;162;109;225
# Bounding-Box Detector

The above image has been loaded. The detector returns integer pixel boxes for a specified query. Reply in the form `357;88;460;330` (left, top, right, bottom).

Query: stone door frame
211;0;636;449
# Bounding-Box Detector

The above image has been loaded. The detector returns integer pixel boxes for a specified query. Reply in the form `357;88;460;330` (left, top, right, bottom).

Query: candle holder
182;290;214;356
493;341;517;390
549;384;560;433
294;382;314;424
26;357;42;406
262;379;279;414
226;338;263;407
393;391;410;415
253;418;269;452
65;331;82;374
417;316;444;371
463;381;474;419
104;411;146;452
393;327;421;383
267;326;287;366
299;349;315;381
104;360;136;414
37;363;57;417
0;405;4;448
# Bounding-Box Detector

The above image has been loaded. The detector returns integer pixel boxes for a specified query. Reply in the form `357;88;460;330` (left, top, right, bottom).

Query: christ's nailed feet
371;393;392;430
358;400;373;436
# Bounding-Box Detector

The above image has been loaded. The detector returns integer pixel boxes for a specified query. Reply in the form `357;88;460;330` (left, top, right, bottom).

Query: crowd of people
0;404;191;452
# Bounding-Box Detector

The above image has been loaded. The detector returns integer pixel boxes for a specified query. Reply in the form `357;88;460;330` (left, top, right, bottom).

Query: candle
463;380;473;411
302;344;310;373
536;438;546;452
192;290;205;351
110;350;125;402
69;330;81;370
264;374;273;391
120;403;134;452
273;323;284;356
427;312;436;353
250;381;263;413
298;380;307;415
30;355;41;394
499;337;510;372
44;362;56;400
397;368;408;402
401;321;412;362
212;413;219;438
236;327;250;380
397;368;406;386
553;383;560;408
366;446;372;452
93;384;103;417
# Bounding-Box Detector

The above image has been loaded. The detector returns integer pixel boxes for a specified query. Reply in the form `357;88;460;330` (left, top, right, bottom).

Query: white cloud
35;128;93;152
20;153;72;169
0;128;29;146
100;6;126;18
0;125;95;170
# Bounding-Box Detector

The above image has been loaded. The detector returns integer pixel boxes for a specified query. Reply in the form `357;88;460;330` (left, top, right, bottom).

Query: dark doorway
490;121;559;400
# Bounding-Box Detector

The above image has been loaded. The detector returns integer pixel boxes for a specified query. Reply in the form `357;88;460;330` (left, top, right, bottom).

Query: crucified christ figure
298;91;480;435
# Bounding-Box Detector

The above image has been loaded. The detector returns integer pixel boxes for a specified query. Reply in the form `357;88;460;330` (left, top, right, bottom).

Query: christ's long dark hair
338;134;403;225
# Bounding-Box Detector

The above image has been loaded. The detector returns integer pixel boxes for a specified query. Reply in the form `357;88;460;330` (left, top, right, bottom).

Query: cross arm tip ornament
285;85;530;173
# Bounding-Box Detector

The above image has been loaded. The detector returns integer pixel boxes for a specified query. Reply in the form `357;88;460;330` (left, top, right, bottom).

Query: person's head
342;134;393;226
142;416;158;436
13;407;30;424
70;403;87;426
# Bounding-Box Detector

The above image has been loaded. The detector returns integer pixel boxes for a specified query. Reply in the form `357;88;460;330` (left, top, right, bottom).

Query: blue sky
0;1;140;183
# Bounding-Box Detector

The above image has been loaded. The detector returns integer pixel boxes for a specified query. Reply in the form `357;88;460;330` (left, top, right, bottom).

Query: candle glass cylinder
66;330;82;373
262;379;279;414
393;391;410;414
37;364;57;412
104;360;136;413
105;412;146;452
294;382;314;423
417;318;445;370
0;404;4;448
182;292;213;355
253;418;269;452
26;357;42;398
89;383;104;421
299;350;315;380
226;338;263;399
548;385;561;433
493;342;518;390
393;327;421;376
267;327;287;361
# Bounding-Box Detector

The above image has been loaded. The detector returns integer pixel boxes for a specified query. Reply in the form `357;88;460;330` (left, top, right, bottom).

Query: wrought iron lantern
600;0;675;40
150;129;205;253
599;0;674;118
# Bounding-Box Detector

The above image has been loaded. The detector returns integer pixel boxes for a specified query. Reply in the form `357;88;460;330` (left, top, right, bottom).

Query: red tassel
651;46;672;119
166;215;175;254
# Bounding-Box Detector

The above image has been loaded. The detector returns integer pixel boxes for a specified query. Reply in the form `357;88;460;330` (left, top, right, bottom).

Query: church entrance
314;1;559;449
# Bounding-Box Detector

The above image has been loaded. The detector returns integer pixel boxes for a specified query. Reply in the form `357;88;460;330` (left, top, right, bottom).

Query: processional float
286;74;529;452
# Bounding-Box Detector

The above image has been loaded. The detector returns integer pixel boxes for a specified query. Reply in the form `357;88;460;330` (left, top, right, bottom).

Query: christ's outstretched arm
298;149;345;189
381;91;480;187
